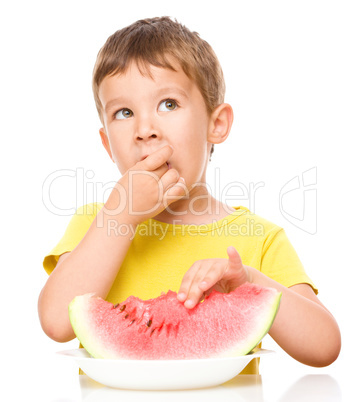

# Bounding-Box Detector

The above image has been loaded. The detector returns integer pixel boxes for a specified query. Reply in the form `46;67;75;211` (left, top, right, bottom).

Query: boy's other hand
108;145;187;224
177;247;252;309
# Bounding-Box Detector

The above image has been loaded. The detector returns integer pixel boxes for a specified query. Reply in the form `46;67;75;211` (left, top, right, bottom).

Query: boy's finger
178;261;224;309
177;260;204;302
141;145;173;171
163;176;188;206
226;246;243;268
160;167;180;190
197;261;226;291
184;272;218;308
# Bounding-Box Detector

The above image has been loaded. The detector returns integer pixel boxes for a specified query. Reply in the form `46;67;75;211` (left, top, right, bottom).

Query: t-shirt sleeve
42;203;103;275
260;227;318;294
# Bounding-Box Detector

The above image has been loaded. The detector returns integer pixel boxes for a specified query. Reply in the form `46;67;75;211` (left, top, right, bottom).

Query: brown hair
92;17;226;155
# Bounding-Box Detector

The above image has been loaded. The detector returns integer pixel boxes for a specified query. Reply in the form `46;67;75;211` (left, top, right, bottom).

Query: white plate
58;348;273;390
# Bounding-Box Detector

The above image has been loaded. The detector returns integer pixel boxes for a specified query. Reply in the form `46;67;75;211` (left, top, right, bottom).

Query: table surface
6;348;353;402
76;373;343;402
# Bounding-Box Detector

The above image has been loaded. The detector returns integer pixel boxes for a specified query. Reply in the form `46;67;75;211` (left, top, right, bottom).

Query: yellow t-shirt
43;203;317;374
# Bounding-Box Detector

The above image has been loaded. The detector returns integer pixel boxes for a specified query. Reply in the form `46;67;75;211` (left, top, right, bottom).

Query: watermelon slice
69;283;281;360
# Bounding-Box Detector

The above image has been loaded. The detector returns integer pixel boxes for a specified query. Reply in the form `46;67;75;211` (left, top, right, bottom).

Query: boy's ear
99;128;115;162
207;103;233;144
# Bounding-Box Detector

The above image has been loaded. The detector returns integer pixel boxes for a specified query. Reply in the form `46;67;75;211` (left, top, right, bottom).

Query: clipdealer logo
42;167;265;217
279;167;317;235
42;166;317;234
106;218;265;240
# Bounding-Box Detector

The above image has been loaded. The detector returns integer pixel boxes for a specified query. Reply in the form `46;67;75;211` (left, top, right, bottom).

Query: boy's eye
115;108;133;120
158;99;178;112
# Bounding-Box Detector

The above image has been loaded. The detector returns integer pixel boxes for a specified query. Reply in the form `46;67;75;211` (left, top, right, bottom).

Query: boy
38;17;340;373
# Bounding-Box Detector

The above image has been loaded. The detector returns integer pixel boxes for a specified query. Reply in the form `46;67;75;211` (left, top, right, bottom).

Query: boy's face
98;62;215;189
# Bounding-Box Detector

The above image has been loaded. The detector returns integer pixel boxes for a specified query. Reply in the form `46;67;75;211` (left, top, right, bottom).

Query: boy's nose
135;116;161;142
136;132;158;141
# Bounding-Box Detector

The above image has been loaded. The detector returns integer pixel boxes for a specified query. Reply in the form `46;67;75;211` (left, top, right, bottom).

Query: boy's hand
177;247;252;309
107;145;187;223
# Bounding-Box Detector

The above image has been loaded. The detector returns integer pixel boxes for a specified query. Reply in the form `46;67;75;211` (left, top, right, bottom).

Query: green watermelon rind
69;289;282;360
225;290;282;357
69;294;107;359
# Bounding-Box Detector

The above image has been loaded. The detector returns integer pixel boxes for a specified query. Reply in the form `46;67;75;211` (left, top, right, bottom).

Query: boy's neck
152;184;235;225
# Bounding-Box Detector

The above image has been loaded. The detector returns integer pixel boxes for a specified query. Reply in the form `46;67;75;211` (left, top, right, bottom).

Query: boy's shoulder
232;206;283;234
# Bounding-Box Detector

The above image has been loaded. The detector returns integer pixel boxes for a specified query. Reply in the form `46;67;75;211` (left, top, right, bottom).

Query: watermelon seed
113;303;119;309
130;320;135;325
146;319;152;327
120;305;126;312
125;313;129;319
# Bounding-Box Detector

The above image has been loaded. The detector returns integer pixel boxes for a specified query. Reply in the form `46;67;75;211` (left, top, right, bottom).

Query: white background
1;0;358;400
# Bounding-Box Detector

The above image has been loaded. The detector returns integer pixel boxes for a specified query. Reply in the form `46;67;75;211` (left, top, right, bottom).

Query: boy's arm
177;247;341;367
38;146;186;342
250;271;341;367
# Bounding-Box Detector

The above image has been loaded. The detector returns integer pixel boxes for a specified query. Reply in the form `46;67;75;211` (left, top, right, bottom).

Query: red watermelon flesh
69;283;281;360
